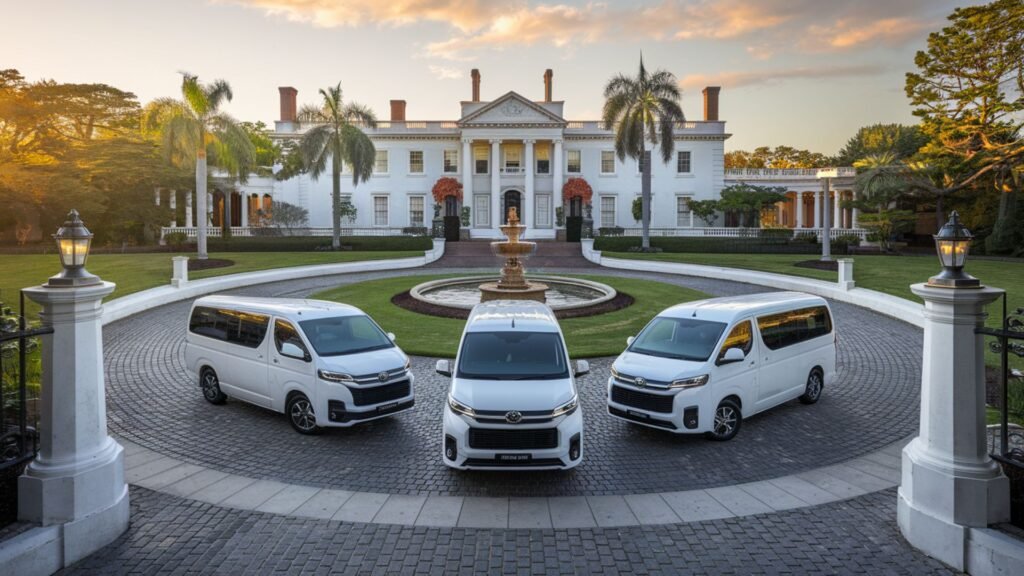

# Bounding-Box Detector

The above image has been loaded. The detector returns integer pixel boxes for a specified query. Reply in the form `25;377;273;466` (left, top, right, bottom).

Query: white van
607;292;836;441
437;301;589;470
184;295;414;434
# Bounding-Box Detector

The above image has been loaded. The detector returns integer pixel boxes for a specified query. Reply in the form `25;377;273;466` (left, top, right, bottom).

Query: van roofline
465;300;560;333
659;292;829;322
192;295;365;320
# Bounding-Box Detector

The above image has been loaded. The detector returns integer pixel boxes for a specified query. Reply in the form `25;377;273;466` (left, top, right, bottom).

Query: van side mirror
435;359;452;377
574;360;590;378
387;332;396;341
280;342;308;361
626;336;635;346
717;347;745;365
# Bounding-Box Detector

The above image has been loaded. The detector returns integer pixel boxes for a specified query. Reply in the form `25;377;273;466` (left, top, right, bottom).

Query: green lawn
311;274;709;358
0;251;420;314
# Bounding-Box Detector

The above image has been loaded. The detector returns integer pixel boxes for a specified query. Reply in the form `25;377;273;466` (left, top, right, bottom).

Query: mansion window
443;149;458;173
474;195;490;227
409;150;424;174
600;196;616;228
408;196;425;227
677;151;691;174
536;145;550;174
600;150;615;174
504;146;521;172
374;150;389;174
535;194;552;228
676;196;693;227
373;196;389;226
567;150;581;173
474;147;489;174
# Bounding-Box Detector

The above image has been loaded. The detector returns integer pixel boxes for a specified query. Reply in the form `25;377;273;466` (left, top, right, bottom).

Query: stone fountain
479;207;549;303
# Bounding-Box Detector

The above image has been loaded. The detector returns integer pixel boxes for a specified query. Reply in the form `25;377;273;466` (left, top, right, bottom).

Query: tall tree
836;124;928;165
850;153;918;251
905;0;1024;253
725;146;832;169
142;73;255;259
294;83;376;249
602;57;684;249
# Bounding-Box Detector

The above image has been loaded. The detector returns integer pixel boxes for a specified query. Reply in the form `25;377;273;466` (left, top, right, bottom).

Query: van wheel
706;399;741;441
200;368;227;405
799;369;824;404
287;394;322;435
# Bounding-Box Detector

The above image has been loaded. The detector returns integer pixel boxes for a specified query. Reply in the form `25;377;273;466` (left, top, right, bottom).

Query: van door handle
273;359;279;364
749;361;755;366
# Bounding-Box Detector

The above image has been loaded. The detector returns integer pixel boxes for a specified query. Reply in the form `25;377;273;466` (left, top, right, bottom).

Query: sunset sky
3;0;975;153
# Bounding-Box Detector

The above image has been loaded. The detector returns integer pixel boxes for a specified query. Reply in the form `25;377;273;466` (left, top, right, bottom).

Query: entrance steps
427;240;596;269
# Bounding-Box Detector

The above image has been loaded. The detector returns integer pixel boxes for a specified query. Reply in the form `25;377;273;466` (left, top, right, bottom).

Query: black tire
706;398;742;441
799;369;824;405
286;394;322;435
200;368;227;405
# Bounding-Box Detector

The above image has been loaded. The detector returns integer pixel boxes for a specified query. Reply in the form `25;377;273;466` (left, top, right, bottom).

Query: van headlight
404;358;411;372
670;374;709;389
610;366;620;380
552;395;578;417
447;395;475;417
318;369;354;383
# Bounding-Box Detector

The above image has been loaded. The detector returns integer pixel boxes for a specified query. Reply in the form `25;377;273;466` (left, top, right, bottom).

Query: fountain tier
479;207;549;303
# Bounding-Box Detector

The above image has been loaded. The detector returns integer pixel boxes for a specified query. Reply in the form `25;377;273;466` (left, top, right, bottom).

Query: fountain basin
410;276;616;311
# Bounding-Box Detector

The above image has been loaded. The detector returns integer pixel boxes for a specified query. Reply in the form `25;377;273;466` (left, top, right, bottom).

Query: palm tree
852;153;918;251
603;57;685;249
143;73;254;259
295;84;377;249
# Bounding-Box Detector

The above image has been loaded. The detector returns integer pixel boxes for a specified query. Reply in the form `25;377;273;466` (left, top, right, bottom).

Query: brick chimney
702;86;721;121
390;100;406;122
543;69;553;102
471;69;480;102
279;86;297;123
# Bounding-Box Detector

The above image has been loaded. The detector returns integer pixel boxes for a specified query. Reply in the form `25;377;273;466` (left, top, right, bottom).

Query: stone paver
414;496;463;527
457;497;508;528
291;489;353;520
506;497;552;529
548;496;596;528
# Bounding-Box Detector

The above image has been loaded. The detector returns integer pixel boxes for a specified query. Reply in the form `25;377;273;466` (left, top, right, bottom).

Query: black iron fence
978;296;1024;528
0;292;51;527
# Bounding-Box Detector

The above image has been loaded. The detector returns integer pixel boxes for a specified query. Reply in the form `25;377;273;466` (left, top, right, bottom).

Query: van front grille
349;380;411;406
610;385;675;413
468;428;558;450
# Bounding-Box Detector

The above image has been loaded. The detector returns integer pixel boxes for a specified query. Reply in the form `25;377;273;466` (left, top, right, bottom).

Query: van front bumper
442;407;583;470
606;376;707;434
326;398;415;425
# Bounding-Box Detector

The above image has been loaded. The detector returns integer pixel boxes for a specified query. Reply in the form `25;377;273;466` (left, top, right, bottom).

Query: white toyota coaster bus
185;296;414;434
437;301;589;470
607;292;836;441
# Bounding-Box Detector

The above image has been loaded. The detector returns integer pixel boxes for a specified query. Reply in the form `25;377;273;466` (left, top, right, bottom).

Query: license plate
496;454;532;462
377;402;399;412
627;410;649;419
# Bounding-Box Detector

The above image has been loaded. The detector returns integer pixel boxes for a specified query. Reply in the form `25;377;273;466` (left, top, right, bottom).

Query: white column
899;283;1008;571
241;194;248;228
776;202;784;226
833;190;842;229
185;192;193;227
491;139;501;228
524;139;534;229
852;190;860;229
553;138;564;211
462;139;474;225
796;192;805;229
21;280;129;566
813;190;821;228
168;189;177;227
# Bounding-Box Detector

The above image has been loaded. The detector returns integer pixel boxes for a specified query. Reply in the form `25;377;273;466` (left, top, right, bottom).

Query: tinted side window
718;320;753;361
274;319;310;358
189;306;269;349
757;306;832;351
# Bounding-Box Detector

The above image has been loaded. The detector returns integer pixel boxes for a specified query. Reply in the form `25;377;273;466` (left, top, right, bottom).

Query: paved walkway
427;240;598;269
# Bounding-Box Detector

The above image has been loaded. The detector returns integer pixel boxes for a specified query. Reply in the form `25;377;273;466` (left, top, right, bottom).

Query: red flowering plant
562;177;593;205
432;177;463;204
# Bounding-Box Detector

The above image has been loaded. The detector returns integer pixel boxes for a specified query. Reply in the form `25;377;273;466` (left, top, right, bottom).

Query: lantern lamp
48;209;99;287
927;210;980;288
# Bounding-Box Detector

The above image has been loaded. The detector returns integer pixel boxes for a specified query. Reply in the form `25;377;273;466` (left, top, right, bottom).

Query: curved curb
100;240;445;326
580;239;925;329
119;435;911;529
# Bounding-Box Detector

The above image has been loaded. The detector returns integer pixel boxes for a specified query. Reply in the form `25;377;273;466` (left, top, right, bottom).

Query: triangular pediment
459;92;566;127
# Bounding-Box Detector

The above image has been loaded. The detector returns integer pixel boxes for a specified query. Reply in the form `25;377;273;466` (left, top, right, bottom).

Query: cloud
222;0;501;32
428;64;463;80
805;17;933;50
679;64;886;89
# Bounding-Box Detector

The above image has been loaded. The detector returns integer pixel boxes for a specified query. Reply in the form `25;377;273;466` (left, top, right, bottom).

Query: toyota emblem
378;372;389;383
505;410;523;424
635;377;647;388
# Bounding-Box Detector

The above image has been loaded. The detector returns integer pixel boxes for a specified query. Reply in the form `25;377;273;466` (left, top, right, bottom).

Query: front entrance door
503;190;522;224
443;197;460;241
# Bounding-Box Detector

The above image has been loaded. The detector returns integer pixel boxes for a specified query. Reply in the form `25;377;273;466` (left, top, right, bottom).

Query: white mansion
159;69;861;240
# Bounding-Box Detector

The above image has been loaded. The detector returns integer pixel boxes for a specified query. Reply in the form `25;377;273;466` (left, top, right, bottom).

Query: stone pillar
491;139;501;228
899;283;1009;571
169;189;177;227
185;192;193;228
172;256;189;287
462;139;474;225
524;139;534;229
833;190;842;230
553;138;564;212
813;190;821;228
837;258;854;290
796;192;805;229
851;190;860;229
20;280;129;566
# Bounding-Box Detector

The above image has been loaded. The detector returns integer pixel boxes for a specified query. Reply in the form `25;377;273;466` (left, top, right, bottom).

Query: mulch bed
188;259;234;272
794;259;839;272
391;290;635;320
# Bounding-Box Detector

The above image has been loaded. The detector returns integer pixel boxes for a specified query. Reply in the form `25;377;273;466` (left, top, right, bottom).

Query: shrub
593;236;825;254
206;236;432;252
598;226;625;237
401;226;428;236
163;232;188;248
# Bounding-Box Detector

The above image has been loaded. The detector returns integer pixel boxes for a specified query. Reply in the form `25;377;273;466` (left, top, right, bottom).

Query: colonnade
154;188;272;228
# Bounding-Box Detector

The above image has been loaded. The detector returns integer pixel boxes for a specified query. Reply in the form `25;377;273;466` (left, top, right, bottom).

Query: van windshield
298;315;394;357
629;317;727;362
457;331;569;380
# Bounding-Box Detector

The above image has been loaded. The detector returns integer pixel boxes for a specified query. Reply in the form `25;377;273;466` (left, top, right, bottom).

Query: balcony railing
725;168;857;179
595;227;868;240
160;226;426;240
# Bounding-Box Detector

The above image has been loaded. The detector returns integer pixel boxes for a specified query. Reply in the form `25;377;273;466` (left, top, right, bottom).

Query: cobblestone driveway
104;269;922;496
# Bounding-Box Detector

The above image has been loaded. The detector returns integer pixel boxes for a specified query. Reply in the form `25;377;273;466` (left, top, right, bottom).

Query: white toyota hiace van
184;295;414;434
437;301;588;470
607;292;836;441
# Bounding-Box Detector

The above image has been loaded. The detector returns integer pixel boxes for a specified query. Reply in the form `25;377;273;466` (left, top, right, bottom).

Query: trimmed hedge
594;236;852;255
206;236;433;252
